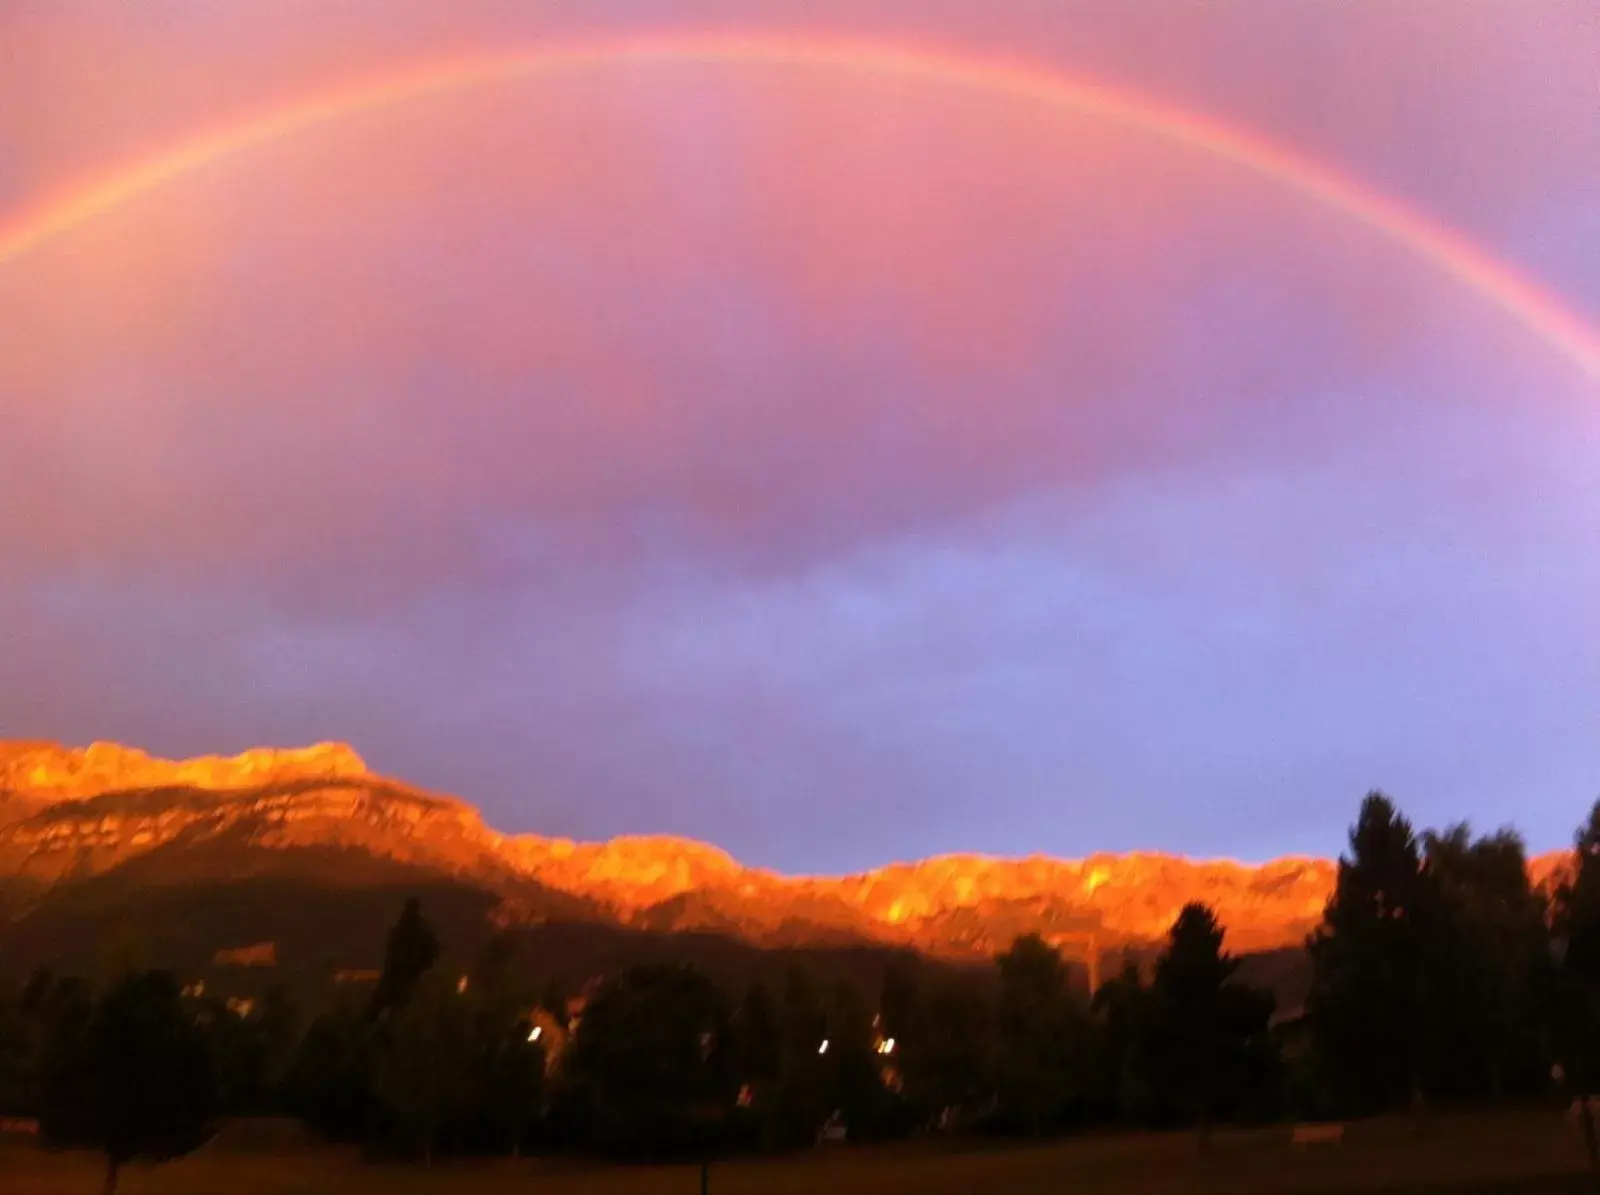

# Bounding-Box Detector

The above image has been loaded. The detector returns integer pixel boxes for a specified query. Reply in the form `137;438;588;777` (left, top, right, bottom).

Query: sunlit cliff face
0;741;1569;961
0;740;368;798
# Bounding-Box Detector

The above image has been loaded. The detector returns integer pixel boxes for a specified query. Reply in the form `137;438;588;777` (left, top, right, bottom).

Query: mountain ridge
0;740;1567;964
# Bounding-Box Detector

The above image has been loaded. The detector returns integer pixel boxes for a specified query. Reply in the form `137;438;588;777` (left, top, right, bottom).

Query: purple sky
1;1;1596;873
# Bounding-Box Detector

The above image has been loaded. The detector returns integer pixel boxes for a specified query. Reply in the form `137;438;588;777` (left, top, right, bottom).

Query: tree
880;961;921;1047
469;931;520;999
1089;961;1154;1121
561;964;734;1157
456;930;546;1154
822;979;887;1137
1422;825;1550;1101
284;1006;377;1143
1552;799;1600;1167
373;968;476;1163
473;1020;544;1157
461;943;545;1158
372;898;441;1016
995;934;1085;1134
732;981;781;1091
773;963;831;1144
190;983;297;1118
21;966;55;1016
1309;791;1434;1115
540;974;572;1026
202;995;272;1115
39;970;217;1195
1145;904;1274;1148
255;984;301;1103
899;980;994;1127
0;979;26;1117
33;976;92;1138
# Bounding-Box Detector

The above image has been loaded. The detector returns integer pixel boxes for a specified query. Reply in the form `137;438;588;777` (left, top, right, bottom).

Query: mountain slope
0;740;1565;975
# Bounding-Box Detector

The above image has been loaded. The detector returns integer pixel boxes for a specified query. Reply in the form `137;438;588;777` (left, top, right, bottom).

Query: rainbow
2;32;1597;382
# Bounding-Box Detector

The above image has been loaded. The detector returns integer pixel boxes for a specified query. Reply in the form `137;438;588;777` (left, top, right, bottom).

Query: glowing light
528;1025;543;1043
818;1039;830;1056
877;1037;897;1055
0;33;1594;382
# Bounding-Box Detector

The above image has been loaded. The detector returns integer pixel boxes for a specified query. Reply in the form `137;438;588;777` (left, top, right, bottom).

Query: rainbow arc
1;33;1595;381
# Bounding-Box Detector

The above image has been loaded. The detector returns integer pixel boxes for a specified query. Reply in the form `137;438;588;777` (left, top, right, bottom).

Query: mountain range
0;741;1567;1000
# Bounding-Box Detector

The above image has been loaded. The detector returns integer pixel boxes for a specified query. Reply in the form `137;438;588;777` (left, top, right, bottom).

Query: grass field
3;1112;1596;1195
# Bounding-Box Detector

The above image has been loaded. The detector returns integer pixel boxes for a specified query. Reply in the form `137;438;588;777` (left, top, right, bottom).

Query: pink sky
1;1;1596;870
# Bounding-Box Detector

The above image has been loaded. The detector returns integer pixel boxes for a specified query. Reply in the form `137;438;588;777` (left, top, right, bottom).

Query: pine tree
374;969;474;1163
372;898;441;1016
1146;903;1273;1148
1090;961;1153;1121
995;934;1084;1134
1552;799;1600;1168
1422;824;1550;1101
1309;791;1434;1115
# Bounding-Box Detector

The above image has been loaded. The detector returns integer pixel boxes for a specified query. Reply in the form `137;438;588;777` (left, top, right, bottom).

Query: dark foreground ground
2;1112;1595;1195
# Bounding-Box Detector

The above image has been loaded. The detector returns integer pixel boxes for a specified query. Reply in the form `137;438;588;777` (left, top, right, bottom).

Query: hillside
0;740;1568;991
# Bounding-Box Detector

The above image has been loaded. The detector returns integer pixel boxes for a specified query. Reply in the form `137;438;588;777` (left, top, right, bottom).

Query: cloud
2;57;1540;601
0;1;1595;869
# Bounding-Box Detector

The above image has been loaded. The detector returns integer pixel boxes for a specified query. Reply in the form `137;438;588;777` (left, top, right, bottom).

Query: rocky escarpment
0;740;367;809
0;743;508;888
0;740;1564;963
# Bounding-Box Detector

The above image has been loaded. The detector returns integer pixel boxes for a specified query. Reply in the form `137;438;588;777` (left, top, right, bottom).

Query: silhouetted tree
1089;960;1154;1121
470;931;520;998
374;968;475;1163
540;974;571;1026
732;981;781;1091
995;934;1085;1134
202;996;271;1115
461;945;544;1157
1422;824;1550;1101
773;963;831;1144
39;970;216;1195
372;898;441;1016
1145;903;1274;1148
880;960;921;1047
285;1006;377;1143
473;1016;544;1157
561;964;733;1157
0;979;25;1117
1552;800;1600;1167
823;979;887;1137
900;980;994;1126
21;966;54;1016
1309;792;1434;1115
256;984;301;1101
190;983;298;1117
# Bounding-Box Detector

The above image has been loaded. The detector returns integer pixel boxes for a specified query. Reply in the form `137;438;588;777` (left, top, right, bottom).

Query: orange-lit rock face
0;740;1568;962
0;740;367;806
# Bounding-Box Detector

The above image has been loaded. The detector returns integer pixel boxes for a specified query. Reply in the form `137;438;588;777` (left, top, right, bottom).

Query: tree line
5;789;1600;1187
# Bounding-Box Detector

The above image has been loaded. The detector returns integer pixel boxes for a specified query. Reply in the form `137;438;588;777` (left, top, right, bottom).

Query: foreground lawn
2;1112;1594;1195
